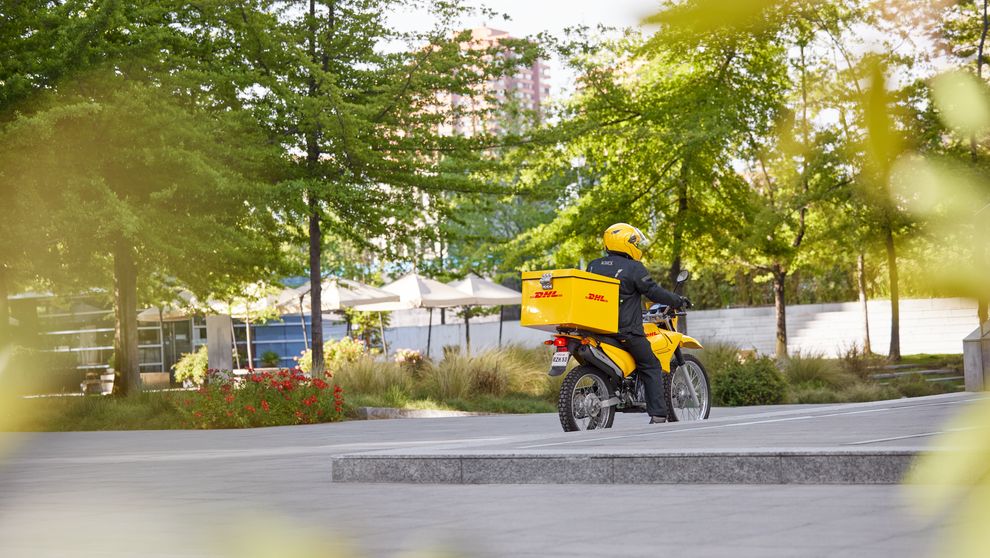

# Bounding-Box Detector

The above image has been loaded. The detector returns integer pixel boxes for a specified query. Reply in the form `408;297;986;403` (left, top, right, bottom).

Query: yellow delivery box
520;269;620;333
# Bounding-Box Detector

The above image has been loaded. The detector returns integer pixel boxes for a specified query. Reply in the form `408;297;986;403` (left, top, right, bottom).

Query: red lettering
585;293;608;302
531;290;562;299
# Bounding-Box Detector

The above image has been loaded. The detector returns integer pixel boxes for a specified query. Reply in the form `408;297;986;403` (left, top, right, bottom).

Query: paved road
0;394;981;557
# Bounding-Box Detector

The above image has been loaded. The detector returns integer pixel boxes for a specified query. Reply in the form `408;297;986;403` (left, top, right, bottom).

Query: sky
389;0;654;97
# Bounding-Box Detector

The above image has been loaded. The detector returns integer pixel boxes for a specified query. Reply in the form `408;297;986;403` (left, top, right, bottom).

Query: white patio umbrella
447;274;522;352
352;273;476;357
278;278;400;351
137;290;199;322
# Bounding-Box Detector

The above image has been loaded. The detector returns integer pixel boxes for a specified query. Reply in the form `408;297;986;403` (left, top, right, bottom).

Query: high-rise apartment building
443;27;550;136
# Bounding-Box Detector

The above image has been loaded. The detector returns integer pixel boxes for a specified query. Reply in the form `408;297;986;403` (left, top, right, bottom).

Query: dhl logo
531;290;562;299
585;293;608;303
646;332;659;337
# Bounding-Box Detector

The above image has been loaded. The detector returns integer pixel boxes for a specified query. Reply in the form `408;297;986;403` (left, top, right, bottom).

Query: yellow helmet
603;223;649;261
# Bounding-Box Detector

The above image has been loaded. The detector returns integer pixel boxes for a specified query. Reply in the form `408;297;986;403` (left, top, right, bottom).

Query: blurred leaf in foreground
931;70;990;138
643;0;818;36
906;398;990;558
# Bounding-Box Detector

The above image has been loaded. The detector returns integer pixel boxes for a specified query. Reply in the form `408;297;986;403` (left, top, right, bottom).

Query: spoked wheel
558;365;616;432
668;354;711;422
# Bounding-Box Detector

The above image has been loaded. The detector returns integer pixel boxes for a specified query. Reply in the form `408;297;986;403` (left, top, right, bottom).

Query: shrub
394;348;426;374
838;343;885;380
783;352;851;389
841;383;901;403
297;337;369;374
694;341;742;379
711;355;787;406
173;345;208;386
179;369;344;428
891;375;950;398
790;385;843;404
260;350;281;368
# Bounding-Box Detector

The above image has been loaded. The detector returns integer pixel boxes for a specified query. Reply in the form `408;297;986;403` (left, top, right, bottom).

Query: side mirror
676;270;690;283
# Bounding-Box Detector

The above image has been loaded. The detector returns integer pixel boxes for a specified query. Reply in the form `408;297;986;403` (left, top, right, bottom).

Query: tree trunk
669;164;689;286
463;308;471;355
885;228;901;361
857;252;872;354
305;0;325;376
112;243;140;395
308;208;324;375
772;263;788;359
0;264;9;349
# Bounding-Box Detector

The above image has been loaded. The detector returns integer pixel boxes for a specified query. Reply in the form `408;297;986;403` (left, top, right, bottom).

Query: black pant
613;333;667;418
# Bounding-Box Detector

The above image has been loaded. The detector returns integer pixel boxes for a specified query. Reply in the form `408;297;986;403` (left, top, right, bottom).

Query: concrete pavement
331;393;987;484
0;393;981;557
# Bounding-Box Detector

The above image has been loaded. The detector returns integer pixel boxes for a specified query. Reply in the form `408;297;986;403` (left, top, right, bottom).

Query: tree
227;1;540;374
0;77;281;394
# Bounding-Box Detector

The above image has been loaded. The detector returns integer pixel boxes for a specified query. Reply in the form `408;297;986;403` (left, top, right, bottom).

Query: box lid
521;268;619;285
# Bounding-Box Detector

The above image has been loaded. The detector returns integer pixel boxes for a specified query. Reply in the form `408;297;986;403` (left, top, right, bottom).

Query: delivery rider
586;223;691;424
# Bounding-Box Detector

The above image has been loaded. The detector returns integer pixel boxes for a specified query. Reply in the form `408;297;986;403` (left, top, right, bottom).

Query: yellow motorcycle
535;270;711;431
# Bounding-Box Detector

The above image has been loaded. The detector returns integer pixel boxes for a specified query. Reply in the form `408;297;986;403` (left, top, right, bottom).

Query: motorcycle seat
596;336;625;350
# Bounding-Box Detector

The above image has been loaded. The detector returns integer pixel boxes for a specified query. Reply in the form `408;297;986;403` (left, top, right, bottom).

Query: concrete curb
352;407;490;420
330;449;919;485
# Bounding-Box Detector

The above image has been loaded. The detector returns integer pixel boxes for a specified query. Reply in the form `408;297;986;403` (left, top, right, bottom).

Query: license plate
548;351;570;376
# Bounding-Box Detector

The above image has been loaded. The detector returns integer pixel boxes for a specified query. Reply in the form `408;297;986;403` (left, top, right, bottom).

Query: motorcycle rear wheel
558;365;616;432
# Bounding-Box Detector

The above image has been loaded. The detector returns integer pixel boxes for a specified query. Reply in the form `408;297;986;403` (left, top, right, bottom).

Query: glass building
6;292;344;390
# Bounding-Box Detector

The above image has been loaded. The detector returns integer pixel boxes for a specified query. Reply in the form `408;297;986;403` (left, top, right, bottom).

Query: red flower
193;411;203;418
245;405;256;413
225;394;235;404
261;400;270;412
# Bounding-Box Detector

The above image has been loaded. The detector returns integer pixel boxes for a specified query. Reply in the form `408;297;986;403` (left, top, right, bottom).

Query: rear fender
575;344;626;382
598;343;636;377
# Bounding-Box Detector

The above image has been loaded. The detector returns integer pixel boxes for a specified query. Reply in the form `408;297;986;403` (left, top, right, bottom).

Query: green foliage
7;392;188;432
422;345;550;401
173;346;209;387
330;356;413;399
838;343;885;380
342;309;390;348
260;350;281;368
712;356;788;406
783;353;853;389
693;342;743;379
297;337;370;374
179;370;344;429
890;374;953;398
393;348;427;375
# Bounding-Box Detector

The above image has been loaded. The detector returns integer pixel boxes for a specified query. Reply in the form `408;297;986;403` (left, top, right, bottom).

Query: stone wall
384;298;979;359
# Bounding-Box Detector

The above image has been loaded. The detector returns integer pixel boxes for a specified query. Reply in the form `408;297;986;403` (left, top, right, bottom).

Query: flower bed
179;369;345;429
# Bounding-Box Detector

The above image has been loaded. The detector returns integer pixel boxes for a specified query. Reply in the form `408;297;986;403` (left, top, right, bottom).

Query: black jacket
587;251;681;335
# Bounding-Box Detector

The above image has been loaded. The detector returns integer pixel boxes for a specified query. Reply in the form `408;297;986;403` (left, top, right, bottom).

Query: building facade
442;27;550;136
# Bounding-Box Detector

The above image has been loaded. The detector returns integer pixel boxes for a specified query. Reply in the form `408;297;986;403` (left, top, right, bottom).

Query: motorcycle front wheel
667;354;711;422
558;365;616;432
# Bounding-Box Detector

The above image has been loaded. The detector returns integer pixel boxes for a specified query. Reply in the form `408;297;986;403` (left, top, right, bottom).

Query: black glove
678;296;693;309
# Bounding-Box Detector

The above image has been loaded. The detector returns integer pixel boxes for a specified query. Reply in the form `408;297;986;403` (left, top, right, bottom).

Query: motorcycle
546;270;711;431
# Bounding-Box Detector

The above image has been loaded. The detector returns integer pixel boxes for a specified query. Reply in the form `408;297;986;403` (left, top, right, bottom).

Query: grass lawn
3;390;557;432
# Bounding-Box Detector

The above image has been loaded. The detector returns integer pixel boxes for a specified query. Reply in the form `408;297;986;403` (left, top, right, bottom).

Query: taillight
553;337;569;351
